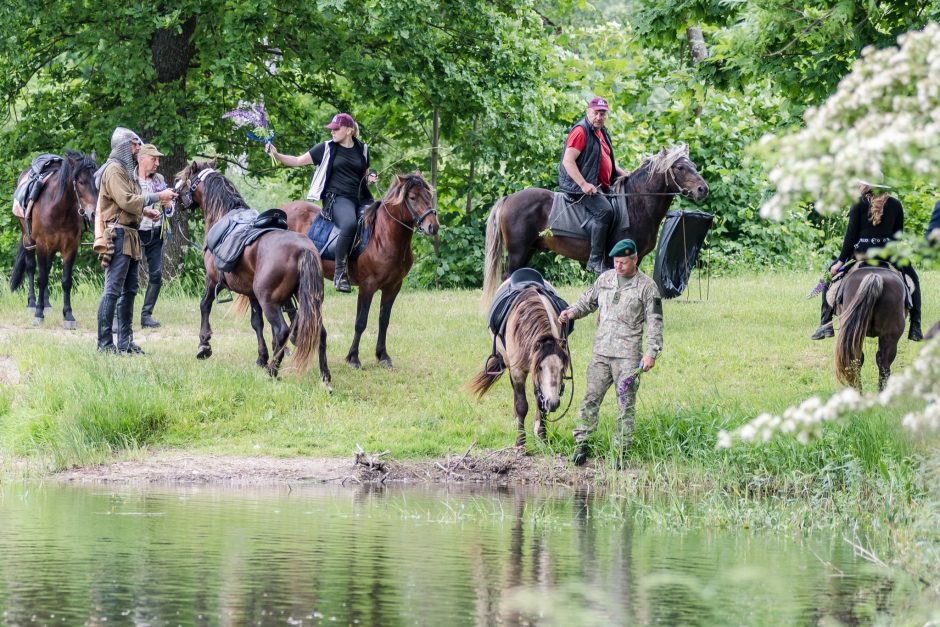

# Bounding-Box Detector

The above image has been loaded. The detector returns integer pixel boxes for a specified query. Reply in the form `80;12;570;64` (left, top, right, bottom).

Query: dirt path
42;448;604;487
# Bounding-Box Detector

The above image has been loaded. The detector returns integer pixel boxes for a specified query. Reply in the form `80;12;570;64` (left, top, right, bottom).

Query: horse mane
612;143;690;194
362;172;430;231
178;161;249;222
508;288;565;372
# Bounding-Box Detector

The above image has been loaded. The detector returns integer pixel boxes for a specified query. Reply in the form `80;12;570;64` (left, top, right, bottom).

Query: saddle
545;180;631;241
12;155;62;245
487;268;573;345
205;208;289;273
827;260;914;311
305;210;372;261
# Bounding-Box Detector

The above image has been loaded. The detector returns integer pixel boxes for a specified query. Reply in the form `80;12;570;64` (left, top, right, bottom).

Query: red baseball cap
325;113;356;130
587;97;609;111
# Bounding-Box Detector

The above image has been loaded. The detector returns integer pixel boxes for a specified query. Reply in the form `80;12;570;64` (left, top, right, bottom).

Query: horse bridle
176;167;217;210
664;159;696;199
383;179;438;235
533;330;575;421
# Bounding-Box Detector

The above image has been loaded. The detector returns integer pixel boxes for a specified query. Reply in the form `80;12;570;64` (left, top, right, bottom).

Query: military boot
572;442;591;467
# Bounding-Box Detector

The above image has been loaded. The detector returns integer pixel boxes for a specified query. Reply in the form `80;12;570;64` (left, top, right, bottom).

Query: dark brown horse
10;151;98;328
281;173;438;368
175;161;331;385
834;266;908;391
482;144;709;303
468;286;571;447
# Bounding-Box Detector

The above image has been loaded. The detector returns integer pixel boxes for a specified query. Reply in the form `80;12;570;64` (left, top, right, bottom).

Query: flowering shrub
758;23;940;220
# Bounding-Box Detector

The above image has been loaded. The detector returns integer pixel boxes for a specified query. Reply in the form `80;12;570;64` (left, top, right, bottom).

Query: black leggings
331;196;358;238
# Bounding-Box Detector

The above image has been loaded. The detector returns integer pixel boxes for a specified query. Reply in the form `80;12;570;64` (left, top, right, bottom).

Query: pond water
0;483;888;625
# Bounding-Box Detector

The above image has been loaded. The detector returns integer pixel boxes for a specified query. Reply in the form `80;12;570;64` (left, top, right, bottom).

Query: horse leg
32;252;53;325
876;337;899;392
263;302;291;378
249;297;269;368
196;282;216;360
510;371;529;449
61;250;77;329
346;288;375;369
319;324;333;392
506;246;536;279
375;282;402;367
24;248;37;314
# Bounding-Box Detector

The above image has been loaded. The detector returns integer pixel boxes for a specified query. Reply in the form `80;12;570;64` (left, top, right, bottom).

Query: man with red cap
558;96;629;275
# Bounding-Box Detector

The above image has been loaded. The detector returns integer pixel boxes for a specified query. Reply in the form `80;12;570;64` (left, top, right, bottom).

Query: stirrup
214;284;234;303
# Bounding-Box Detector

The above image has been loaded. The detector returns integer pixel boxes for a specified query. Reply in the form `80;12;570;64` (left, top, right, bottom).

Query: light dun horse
175;160;331;384
281;173;438;369
468;287;571;447
834;266;908;391
482;144;709;304
10;151;98;328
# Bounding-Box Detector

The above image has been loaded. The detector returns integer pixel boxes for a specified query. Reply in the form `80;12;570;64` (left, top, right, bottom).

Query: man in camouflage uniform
558;238;663;467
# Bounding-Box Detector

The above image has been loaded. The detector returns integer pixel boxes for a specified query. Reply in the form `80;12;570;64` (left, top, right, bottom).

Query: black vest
558;117;617;194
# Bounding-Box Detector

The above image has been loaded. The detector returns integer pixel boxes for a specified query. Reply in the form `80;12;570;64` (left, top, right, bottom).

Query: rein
537;326;575;423
379;180;438;235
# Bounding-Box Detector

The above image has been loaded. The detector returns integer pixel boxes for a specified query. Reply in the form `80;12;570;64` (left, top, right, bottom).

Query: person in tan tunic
559;238;664;467
93;128;176;353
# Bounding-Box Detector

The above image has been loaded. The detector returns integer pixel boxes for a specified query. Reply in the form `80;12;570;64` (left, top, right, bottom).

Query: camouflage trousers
573;354;641;448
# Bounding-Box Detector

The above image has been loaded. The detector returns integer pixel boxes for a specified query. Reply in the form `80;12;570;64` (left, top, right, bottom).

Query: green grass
0;271;935;494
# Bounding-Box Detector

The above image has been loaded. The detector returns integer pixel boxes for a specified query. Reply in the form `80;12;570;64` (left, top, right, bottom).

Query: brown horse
10;151;98;328
482;144;709;304
834;266;908;391
175;161;331;385
468;286;571;447
280;173;438;368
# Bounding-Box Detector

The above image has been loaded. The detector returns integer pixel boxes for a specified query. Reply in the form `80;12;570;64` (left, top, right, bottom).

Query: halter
381;178;438;235
176;167;217;209
530;295;575;420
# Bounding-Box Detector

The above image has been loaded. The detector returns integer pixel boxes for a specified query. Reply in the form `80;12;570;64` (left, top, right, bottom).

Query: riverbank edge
1;448;611;487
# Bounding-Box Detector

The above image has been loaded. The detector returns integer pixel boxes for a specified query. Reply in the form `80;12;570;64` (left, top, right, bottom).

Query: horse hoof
196;345;212;360
346;357;362;369
323;379;334;394
63;320;77;330
26;307;36;316
256;359;269;368
379;358;395;369
32;317;43;327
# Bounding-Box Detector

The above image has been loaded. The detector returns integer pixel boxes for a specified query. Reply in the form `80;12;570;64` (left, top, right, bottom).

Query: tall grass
0;271;935;502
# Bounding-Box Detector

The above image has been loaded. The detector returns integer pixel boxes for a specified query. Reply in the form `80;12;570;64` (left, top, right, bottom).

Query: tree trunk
686;26;708;63
148;15;198;280
431;105;441;257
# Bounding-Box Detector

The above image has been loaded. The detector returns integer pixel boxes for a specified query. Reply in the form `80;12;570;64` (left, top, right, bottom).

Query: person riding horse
811;181;923;342
267;113;377;293
558;96;629;275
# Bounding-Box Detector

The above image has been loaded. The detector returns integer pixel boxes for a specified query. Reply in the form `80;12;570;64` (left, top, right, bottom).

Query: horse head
64;150;99;223
174;159;219;212
382;173;439;236
656;144;709;202
532;334;570;413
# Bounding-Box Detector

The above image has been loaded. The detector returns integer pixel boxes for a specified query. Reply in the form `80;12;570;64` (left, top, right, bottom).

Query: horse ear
90;150;97;162
209;158;218;168
659;147;668;157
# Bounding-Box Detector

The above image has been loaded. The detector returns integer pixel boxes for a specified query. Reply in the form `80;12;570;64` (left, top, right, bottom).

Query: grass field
0;270;935;498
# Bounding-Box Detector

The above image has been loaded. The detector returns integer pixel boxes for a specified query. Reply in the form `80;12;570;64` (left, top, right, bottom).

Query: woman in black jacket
811;183;922;341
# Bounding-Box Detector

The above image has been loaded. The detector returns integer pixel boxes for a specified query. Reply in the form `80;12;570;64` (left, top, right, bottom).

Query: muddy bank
46;448;610;487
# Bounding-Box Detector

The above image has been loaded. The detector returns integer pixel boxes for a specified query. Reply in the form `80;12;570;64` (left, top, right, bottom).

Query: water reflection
0;483;887;625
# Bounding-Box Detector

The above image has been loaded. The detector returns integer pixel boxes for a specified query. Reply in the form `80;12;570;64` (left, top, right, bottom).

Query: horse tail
9;242;28;291
231;294;251;317
481;197;506;310
466;353;505;398
835;273;883;388
289;248;324;375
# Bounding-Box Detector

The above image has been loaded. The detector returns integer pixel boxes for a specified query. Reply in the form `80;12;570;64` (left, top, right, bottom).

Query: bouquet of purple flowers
223;102;275;164
616;366;643;410
807;270;836;299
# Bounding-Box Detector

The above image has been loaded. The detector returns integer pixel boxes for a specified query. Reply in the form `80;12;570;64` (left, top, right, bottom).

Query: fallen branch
354;444;390;473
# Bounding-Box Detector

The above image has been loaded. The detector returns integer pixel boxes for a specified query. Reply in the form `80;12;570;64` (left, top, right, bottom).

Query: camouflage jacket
567;269;663;359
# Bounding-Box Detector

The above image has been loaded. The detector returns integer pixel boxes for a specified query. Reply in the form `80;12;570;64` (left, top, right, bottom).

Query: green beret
609;239;637;258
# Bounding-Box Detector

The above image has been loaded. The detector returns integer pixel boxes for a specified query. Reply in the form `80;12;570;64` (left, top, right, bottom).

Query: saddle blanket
545;186;630;240
12;154;62;218
487;268;573;341
827;263;914;310
306;214;371;261
206;208;288;273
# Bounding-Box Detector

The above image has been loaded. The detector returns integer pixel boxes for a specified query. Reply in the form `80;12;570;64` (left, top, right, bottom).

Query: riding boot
333;234;353;293
586;220;609;275
117;294;144;354
811;287;835;340
909;290;923;342
141;282;162;328
96;294;118;352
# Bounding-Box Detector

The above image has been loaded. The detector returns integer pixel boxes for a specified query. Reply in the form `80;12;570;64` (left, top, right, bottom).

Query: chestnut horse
175;161;331;385
834;266;908;391
10;151;98;328
281;173;438;368
482;144;709;304
468;286;571;447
